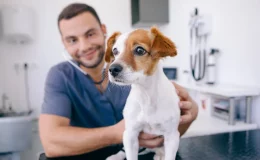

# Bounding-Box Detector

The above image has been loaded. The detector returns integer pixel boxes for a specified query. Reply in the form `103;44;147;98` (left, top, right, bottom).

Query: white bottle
207;49;219;85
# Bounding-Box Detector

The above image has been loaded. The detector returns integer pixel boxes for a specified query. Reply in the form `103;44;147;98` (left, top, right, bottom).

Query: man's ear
149;26;177;59
101;24;107;36
105;32;121;63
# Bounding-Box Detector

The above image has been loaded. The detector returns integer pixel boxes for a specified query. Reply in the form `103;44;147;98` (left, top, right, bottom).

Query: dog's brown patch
105;32;121;63
123;27;177;76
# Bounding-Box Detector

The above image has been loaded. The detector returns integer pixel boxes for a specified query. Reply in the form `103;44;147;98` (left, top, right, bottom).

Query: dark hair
58;3;101;26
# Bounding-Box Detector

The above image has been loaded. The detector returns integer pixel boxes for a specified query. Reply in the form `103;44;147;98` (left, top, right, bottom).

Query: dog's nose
109;64;123;77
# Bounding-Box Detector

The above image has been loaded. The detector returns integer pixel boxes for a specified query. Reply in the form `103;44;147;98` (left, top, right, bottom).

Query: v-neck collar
76;68;110;98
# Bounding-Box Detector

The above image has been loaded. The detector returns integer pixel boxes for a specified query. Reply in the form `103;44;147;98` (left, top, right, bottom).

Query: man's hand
113;120;163;148
173;82;198;124
173;82;198;136
138;132;163;148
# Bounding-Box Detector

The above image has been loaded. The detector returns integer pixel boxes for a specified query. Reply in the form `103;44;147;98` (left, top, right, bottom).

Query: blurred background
0;0;259;159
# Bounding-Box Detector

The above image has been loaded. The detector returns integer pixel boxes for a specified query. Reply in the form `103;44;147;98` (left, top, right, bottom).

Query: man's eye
112;48;119;56
68;39;77;44
134;46;146;56
88;32;95;37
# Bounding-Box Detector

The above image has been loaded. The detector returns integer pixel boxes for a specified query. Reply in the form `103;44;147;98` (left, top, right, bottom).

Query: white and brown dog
105;26;180;160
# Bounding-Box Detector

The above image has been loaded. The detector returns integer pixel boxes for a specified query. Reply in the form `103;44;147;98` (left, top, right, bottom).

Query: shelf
182;112;258;138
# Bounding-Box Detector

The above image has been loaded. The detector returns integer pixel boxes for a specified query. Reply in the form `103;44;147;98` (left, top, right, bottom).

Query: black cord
190;27;207;82
24;63;32;114
93;69;106;85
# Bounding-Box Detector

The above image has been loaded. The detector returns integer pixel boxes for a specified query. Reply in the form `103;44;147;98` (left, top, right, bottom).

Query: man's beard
78;45;105;69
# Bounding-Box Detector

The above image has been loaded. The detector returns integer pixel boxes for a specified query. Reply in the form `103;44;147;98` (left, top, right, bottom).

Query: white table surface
182;112;258;138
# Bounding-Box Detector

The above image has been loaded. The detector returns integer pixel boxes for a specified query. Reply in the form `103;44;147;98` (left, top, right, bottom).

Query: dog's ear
105;32;121;63
149;26;177;59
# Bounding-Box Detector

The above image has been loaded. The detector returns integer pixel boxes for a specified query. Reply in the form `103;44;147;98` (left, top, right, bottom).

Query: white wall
0;43;3;99
161;0;260;125
161;0;260;87
0;0;259;124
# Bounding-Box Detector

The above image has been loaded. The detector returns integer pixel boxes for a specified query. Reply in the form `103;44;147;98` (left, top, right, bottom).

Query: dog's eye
134;46;146;56
112;48;119;56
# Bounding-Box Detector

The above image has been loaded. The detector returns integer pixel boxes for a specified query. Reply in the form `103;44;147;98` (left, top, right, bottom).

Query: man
39;3;198;160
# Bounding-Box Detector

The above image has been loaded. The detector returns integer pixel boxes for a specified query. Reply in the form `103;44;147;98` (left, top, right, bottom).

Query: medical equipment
62;49;107;91
62;49;108;76
24;63;33;114
189;8;212;84
62;50;88;75
62;49;108;95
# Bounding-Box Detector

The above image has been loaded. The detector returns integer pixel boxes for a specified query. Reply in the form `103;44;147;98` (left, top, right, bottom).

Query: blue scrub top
42;61;131;127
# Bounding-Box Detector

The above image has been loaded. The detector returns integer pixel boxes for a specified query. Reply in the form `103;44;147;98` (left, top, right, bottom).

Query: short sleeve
41;66;72;119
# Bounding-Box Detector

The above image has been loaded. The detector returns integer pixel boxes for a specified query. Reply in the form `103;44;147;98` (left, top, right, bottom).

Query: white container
1;6;34;44
207;53;216;84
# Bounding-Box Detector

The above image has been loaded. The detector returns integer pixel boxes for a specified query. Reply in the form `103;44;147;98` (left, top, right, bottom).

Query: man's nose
79;38;91;52
109;64;123;77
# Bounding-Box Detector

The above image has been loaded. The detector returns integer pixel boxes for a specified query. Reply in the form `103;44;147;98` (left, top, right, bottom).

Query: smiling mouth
80;49;98;60
86;50;96;56
87;49;97;55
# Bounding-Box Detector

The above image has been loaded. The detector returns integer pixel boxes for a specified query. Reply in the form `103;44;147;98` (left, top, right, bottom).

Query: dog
105;26;180;160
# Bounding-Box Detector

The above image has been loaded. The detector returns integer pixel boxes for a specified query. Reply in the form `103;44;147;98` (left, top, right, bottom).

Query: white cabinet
176;81;260;138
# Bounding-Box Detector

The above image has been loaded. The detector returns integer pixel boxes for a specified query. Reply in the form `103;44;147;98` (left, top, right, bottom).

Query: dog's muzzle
109;63;123;77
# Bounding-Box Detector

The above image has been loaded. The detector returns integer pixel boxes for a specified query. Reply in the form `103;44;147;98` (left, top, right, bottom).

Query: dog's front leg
164;130;180;160
123;128;141;160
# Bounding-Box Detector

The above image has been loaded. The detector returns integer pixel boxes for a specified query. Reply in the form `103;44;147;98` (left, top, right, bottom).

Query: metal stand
246;97;252;123
228;96;253;125
228;98;236;125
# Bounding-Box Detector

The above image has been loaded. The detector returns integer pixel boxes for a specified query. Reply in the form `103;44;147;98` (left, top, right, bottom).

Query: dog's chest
137;108;178;135
123;79;180;134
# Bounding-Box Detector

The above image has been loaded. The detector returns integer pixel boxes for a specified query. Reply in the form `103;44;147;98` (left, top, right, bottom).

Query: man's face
59;12;107;68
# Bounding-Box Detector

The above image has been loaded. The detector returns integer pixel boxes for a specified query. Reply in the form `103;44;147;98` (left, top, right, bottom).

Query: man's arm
39;66;124;157
39;114;123;158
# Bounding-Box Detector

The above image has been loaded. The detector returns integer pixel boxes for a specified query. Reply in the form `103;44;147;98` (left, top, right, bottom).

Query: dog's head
105;26;177;85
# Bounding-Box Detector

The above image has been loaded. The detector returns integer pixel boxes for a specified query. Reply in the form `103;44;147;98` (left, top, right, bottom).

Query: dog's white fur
106;29;180;160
